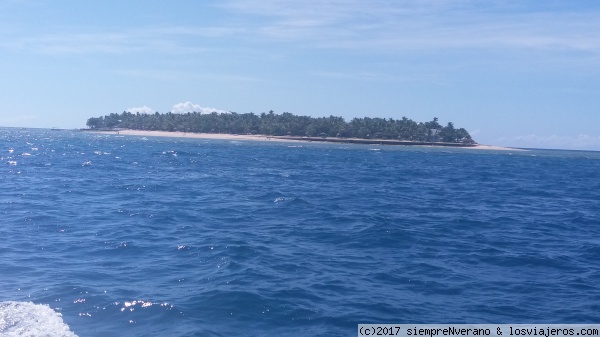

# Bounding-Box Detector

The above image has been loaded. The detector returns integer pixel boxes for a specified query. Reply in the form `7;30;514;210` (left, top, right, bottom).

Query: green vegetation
86;111;474;144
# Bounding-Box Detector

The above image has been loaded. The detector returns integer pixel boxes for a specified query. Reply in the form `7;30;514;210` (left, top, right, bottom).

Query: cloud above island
126;106;155;114
171;102;228;114
124;103;228;115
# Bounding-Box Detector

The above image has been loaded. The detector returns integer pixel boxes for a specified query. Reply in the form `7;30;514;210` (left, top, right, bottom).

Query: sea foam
0;301;78;337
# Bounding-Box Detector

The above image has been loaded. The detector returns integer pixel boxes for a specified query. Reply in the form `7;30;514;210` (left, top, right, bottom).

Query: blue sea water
1;127;599;337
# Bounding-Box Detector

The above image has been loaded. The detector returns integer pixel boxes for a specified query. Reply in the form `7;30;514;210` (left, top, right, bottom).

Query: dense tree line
86;111;474;143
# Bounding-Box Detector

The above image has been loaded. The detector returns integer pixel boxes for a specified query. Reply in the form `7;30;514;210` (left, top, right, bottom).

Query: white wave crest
0;301;78;337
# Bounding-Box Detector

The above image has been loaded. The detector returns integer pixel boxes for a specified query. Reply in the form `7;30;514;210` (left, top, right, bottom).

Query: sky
1;0;599;150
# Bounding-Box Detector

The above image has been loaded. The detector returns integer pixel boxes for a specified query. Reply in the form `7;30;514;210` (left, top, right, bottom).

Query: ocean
1;128;599;337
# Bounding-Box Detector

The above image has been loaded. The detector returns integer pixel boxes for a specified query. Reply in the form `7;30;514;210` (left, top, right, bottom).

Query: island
85;111;476;147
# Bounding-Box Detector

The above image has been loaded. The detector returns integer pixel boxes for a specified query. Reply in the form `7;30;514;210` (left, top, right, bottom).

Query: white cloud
171;102;228;114
496;134;600;151
126;106;155;114
0;28;226;55
222;0;600;55
3;1;599;57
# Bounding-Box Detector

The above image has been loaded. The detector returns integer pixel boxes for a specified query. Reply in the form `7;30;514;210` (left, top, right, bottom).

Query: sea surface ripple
1;128;599;336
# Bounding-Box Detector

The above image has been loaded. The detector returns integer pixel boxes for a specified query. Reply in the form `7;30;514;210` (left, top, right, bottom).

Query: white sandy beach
88;129;522;151
465;144;524;151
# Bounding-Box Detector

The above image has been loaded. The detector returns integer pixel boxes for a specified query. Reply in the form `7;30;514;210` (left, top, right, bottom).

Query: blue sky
1;0;599;150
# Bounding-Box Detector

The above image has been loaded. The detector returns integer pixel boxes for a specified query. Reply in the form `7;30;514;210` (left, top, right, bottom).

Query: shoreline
84;129;522;151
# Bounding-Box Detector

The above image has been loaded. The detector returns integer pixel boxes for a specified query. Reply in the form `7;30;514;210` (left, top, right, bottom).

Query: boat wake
0;301;78;337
